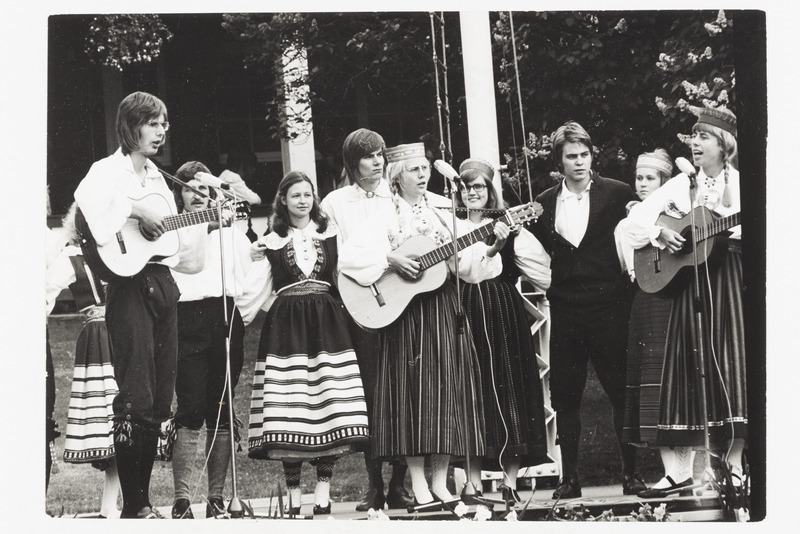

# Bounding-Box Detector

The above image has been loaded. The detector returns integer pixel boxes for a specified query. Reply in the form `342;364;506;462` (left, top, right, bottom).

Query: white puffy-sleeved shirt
338;195;502;287
73;148;207;273
45;242;80;316
320;180;394;246
623;166;741;253
465;219;552;292
171;226;254;302
235;221;338;325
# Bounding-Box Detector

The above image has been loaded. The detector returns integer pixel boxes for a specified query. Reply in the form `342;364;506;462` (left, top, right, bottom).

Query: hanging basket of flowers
85;14;173;71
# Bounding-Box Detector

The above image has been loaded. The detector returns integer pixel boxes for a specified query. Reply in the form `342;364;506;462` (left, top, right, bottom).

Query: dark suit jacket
532;173;636;310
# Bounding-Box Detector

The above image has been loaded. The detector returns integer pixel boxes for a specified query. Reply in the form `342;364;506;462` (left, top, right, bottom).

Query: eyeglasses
459;182;487;193
146;120;170;132
405;164;430;174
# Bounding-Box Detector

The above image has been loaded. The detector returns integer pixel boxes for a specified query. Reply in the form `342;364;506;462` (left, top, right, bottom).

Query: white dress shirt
555;180;592;247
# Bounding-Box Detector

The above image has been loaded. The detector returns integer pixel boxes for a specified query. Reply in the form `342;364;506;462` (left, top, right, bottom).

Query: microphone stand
687;176;714;492
160;167;246;517
445;177;487;506
213;199;245;518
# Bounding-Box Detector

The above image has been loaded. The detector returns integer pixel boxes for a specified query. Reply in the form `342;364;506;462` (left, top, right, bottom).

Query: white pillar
280;45;317;187
459;11;502;198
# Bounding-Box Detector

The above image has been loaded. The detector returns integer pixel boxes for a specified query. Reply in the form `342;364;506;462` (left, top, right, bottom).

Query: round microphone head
674;157;696;176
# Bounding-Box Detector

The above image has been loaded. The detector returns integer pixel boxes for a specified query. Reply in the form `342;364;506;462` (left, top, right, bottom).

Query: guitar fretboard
163;207;225;232
417;215;509;270
697;212;741;242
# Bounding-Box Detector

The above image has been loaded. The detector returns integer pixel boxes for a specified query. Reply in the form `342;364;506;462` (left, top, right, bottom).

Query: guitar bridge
370;284;386;307
652;246;660;273
116;232;127;254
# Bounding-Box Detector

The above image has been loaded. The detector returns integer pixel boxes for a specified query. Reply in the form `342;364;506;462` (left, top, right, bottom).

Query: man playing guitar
73;91;229;519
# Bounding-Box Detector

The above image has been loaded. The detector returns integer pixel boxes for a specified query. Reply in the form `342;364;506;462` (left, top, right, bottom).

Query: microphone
674;157;697;187
433;160;461;185
195;171;231;190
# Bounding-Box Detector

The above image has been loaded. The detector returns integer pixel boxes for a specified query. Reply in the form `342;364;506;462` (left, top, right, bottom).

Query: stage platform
102;483;723;521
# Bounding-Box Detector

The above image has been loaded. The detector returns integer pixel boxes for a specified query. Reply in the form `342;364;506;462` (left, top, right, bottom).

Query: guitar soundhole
678;228;696;255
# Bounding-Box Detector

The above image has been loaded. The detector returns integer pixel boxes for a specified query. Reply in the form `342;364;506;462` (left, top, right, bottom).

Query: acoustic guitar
337;203;538;330
633;206;740;294
75;192;249;280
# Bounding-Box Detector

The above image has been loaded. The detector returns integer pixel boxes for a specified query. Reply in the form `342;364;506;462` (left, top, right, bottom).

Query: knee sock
171;427;201;501
502;456;521;490
725;438;745;483
283;461;303;509
206;429;231;499
115;427;146;517
314;458;334;506
406;456;433;503
466;457;483;492
388;459;407;492
668;446;696;483
137;427;159;509
100;458;122;518
430;454;453;500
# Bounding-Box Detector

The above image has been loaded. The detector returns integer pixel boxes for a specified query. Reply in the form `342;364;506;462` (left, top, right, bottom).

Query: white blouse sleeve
338;214;393;286
73;162;133;247
235;253;274;326
513;227;552;291
448;217;502;283
624;174;691;249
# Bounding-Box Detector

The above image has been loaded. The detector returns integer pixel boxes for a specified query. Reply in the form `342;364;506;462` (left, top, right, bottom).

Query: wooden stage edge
67;483;731;521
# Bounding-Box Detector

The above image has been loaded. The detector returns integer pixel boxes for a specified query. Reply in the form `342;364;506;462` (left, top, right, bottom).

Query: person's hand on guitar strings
130;199;167;239
387;250;421;280
656;227;685;254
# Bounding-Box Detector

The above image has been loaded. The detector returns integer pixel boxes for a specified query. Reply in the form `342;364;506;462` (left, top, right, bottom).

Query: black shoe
385;485;414;509
171;498;194;519
552;476;582;499
637;476;694;499
499;484;521;504
355;487;385;511
284;506;302;517
623;473;648;495
206;497;227;518
313;502;331;515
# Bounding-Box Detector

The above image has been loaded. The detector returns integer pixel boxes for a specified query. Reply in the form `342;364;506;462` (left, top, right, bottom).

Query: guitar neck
417;218;501;270
163;207;222;232
697;211;741;242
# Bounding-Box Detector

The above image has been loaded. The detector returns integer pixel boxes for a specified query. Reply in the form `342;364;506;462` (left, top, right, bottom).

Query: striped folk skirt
655;244;747;448
462;279;549;468
63;309;118;464
248;288;369;460
622;289;673;446
372;281;486;458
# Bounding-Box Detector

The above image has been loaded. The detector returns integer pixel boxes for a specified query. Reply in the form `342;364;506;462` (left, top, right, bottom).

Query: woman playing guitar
619;107;746;507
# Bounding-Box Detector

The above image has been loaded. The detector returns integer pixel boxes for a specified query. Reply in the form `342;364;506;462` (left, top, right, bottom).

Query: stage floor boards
116;483;727;521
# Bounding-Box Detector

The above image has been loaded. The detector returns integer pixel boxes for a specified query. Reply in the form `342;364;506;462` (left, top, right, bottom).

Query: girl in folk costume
620;108;746;497
239;171;369;515
338;143;503;510
454;157;552;504
614;149;680;497
48;204;121;518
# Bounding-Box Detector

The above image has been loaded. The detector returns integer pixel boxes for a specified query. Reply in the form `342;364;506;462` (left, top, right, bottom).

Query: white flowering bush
85;15;172;71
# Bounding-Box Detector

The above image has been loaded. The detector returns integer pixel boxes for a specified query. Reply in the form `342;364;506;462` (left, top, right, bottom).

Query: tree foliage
220;10;738;200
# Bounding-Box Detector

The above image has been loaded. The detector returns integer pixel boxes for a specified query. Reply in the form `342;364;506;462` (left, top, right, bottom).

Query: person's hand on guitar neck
206;202;235;233
485;221;512;258
131;200;167;239
387;251;422;280
656;227;685;254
